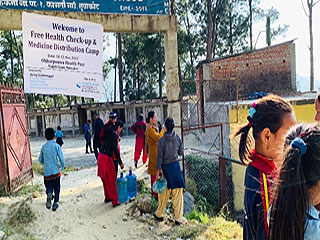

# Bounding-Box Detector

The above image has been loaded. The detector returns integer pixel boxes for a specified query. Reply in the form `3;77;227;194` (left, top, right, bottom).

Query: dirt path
1;136;161;240
28;168;155;240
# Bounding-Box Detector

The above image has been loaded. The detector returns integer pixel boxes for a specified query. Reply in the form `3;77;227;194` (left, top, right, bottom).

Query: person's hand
162;125;166;132
120;163;124;169
156;170;161;180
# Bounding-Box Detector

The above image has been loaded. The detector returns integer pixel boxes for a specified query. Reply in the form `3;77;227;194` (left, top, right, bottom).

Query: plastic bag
152;176;167;194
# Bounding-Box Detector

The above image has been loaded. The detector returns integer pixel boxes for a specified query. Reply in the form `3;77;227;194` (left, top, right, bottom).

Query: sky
103;0;320;101
257;0;320;92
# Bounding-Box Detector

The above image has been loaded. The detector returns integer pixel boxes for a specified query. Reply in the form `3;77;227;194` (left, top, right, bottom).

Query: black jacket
100;126;122;165
93;118;104;144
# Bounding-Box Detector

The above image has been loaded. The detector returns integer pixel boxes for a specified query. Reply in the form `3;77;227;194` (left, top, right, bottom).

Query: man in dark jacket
97;120;124;207
93;112;104;159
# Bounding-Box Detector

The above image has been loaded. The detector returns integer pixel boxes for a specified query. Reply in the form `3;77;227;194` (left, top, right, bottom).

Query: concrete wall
27;100;168;138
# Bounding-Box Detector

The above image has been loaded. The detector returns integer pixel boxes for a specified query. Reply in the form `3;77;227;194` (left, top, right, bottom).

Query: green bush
185;154;234;216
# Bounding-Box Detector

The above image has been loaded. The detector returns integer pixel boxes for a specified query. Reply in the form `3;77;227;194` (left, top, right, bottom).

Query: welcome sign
23;12;103;99
0;0;170;15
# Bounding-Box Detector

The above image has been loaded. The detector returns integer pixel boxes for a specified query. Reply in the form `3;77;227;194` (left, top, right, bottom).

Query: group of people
93;110;185;225
237;94;320;240
37;92;320;237
37;109;185;225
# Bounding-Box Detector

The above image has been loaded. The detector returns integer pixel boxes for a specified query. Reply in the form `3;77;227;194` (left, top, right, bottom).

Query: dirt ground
1;136;163;240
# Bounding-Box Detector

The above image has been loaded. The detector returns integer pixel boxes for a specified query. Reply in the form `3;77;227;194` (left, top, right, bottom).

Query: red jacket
131;121;146;139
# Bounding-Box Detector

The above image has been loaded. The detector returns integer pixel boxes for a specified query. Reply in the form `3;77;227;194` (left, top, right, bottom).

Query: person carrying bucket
98;120;124;207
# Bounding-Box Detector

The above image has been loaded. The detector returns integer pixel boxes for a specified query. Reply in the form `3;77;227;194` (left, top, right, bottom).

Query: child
233;94;296;240
39;128;65;211
268;124;320;240
131;113;147;168
55;125;64;147
84;120;93;154
154;117;185;225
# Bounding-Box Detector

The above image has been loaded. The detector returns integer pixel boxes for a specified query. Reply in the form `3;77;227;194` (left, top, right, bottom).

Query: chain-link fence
181;78;247;222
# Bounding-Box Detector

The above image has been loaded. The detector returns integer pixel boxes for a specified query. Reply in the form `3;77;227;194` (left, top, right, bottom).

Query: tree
0;31;23;86
206;0;222;60
117;33;124;101
301;0;320;91
122;33;164;101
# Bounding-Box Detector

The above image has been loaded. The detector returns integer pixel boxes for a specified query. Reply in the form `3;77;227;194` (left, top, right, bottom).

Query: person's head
93;112;99;121
314;94;320;122
87;119;91;125
138;113;144;121
268;123;320;240
57;125;61;131
115;120;124;133
165;117;175;133
45;128;55;141
234;94;296;165
147;111;157;125
109;112;117;123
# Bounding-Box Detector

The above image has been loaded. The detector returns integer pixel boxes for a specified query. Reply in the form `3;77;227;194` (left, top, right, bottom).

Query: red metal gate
0;85;33;194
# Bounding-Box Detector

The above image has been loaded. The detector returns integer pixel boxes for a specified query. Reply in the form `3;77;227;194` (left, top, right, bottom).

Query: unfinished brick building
196;40;296;101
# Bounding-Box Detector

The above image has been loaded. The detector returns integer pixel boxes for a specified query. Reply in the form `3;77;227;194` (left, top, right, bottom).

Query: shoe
91;150;94;153
175;221;181;226
52;203;59;211
153;213;164;222
46;193;52;209
112;203;121;208
134;161;138;168
104;198;112;203
85;151;89;154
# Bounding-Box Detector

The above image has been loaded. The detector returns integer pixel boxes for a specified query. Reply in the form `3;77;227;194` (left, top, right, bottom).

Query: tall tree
248;0;253;50
206;0;222;59
117;33;124;101
302;0;320;91
266;15;271;46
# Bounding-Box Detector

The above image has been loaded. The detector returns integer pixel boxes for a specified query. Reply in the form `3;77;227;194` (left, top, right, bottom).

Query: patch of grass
137;179;149;194
185;209;211;225
196;216;243;240
7;197;36;227
170;222;207;240
13;184;43;197
33;162;78;176
32;162;44;175
64;165;79;172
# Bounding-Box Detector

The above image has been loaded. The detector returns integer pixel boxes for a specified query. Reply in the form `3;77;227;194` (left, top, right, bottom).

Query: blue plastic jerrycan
116;172;128;203
126;169;137;199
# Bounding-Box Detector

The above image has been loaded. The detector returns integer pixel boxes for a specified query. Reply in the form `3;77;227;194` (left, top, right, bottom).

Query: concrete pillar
133;106;137;122
71;111;75;138
41;110;46;138
143;104;146;119
27;115;31;134
164;30;181;136
35;113;39;137
125;107;129;135
57;110;60;127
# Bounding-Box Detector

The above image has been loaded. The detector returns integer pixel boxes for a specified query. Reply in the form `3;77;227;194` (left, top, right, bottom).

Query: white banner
23;12;103;99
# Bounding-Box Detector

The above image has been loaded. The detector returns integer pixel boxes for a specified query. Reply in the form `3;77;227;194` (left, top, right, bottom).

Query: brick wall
197;41;296;101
